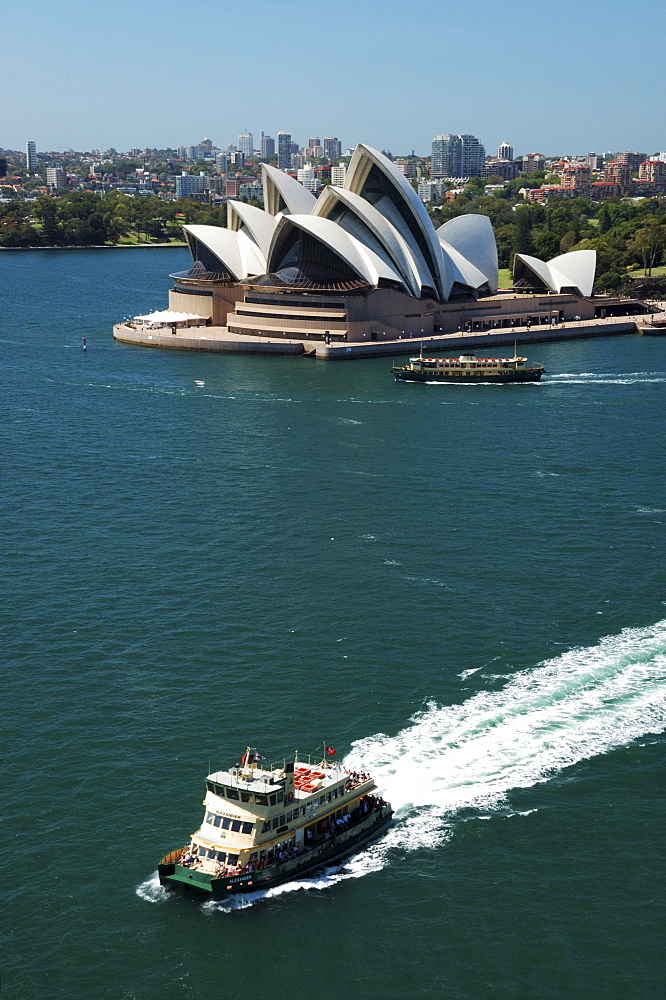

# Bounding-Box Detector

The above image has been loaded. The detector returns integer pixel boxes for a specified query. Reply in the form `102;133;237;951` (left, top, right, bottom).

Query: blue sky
4;0;665;157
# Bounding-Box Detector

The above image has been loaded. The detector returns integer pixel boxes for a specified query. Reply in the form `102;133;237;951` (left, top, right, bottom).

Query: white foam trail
136;872;172;903
143;621;666;910
347;620;666;855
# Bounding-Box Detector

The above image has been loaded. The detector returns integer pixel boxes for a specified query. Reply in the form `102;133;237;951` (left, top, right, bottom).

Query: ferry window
240;791;252;803
206;812;215;824
279;815;285;826
327;793;332;802
277;791;284;802
319;796;326;806
262;821;271;833
225;787;239;800
241;822;253;835
286;811;292;822
221;818;231;830
227;854;239;864
213;815;222;828
269;794;277;806
231;820;242;833
249;853;258;864
216;851;226;863
206;780;215;793
272;818;279;829
255;794;268;806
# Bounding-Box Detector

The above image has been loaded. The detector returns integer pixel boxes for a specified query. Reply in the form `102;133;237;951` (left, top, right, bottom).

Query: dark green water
2;249;666;1000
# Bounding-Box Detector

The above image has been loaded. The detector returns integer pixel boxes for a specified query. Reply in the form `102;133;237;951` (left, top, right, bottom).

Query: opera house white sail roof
179;143;596;303
513;250;596;298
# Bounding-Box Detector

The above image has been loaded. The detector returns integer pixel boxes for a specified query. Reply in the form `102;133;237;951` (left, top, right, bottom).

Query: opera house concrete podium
114;143;613;358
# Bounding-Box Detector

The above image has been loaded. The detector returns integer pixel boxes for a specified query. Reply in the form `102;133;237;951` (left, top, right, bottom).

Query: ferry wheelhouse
158;748;392;899
392;352;545;383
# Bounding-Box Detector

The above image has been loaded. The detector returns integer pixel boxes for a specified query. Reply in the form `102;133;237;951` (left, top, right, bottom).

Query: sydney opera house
115;143;610;357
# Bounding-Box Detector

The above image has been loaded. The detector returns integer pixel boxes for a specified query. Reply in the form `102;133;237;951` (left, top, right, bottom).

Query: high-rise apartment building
26;140;37;171
46;166;67;190
277;131;292;170
460;135;486;177
175;173;206;198
238;131;254;157
324;137;342;159
523;152;545;172
307;137;321;152
497;141;513;160
431;134;462;178
260;134;275;159
432;133;485;178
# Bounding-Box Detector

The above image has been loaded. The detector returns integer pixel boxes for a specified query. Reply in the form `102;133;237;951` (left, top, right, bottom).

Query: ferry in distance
157;746;393;900
391;351;545;383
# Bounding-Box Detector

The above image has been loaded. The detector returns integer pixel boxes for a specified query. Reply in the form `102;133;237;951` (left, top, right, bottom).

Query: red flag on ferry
325;745;337;755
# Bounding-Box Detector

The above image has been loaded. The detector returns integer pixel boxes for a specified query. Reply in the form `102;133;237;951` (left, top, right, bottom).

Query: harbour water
2;249;666;1000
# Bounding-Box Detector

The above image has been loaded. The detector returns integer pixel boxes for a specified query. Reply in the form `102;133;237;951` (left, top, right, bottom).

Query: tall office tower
497;141;513;160
324;137;342;159
25;140;37;170
431;134;462;177
229;150;245;167
261;134;275;158
277;131;292;170
460;135;486;177
238;131;254;157
307;137;321;152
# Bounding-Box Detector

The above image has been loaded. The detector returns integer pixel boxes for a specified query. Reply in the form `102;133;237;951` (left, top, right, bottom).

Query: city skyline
4;0;665;156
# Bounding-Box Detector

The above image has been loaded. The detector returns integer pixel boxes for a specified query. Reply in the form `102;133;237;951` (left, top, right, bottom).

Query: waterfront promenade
113;306;665;359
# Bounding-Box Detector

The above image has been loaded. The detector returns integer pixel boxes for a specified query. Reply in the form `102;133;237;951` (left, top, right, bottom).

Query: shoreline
0;241;187;252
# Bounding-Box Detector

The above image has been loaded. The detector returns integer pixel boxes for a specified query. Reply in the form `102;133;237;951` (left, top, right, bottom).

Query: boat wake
137;619;666;910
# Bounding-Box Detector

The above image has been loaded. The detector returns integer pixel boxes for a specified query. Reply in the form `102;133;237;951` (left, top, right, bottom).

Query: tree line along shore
1;187;665;296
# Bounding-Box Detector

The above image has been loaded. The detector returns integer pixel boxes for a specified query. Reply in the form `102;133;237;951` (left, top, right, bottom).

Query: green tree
513;207;533;257
628;224;666;275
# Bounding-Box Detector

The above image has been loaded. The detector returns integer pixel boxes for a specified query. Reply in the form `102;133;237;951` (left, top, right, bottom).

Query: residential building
277;131;292;170
497;141;513;160
604;161;632;189
26;140;37;170
483;158;521;181
431;133;485;178
460;135;486;177
559;164;591;195
176;173;206;198
616;150;646;171
431;134;462;178
330;164;347;186
324;137;342;159
522;153;545;172
638;160;665;183
297;164;319;192
46;166;67;190
0;158;7;179
229;151;245;168
394;159;416;177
